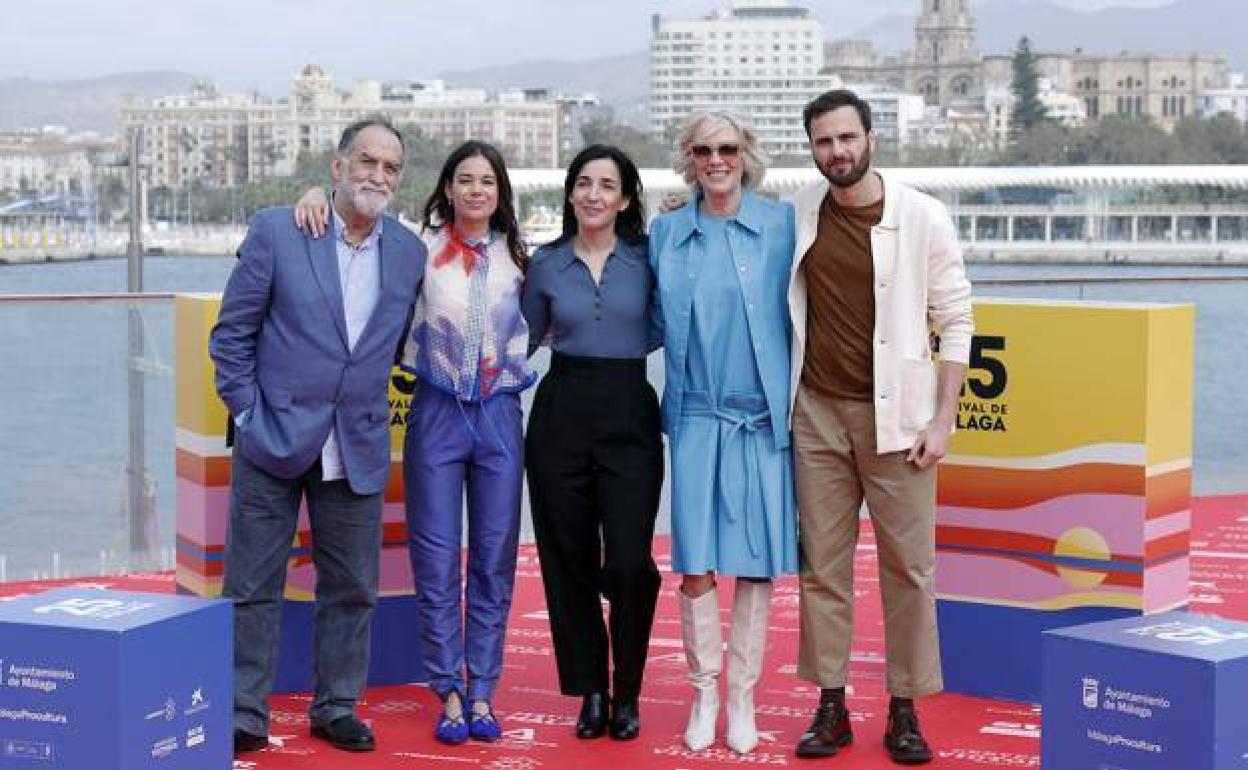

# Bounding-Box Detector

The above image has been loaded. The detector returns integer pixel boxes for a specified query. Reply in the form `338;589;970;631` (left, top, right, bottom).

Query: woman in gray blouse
521;144;663;742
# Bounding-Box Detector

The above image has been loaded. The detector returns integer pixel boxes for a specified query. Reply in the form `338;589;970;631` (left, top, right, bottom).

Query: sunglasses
690;144;740;160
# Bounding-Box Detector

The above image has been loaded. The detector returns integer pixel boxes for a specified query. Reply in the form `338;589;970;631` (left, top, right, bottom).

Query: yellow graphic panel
1144;305;1196;467
175;294;228;436
952;299;1191;458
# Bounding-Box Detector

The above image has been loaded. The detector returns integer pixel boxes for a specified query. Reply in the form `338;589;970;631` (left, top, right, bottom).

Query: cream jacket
786;171;974;454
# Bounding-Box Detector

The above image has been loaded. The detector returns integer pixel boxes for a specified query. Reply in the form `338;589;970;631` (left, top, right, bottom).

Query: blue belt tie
681;392;770;560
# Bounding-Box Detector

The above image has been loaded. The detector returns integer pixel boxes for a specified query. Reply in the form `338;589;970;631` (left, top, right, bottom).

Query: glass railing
0;267;1244;581
0;293;177;581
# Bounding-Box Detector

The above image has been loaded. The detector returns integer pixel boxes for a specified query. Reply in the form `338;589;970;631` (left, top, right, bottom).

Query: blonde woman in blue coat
648;111;797;755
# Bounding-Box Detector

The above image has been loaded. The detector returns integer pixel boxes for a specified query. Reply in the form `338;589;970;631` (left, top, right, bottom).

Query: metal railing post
125;127;155;570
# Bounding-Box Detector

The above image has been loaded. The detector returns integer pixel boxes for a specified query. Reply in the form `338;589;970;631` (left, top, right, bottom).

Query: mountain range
3;0;1245;135
0;72;200;135
437;51;651;124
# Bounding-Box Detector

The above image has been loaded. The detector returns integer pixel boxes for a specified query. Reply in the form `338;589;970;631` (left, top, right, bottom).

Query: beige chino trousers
793;385;943;698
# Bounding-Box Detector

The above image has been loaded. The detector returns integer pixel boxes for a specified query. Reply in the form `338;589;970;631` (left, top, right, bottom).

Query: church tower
914;0;977;66
909;0;980;105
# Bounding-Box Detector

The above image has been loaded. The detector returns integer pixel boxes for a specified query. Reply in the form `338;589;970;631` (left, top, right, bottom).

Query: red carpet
4;494;1246;769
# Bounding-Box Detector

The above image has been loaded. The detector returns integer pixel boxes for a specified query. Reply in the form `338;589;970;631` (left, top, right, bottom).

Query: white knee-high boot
726;579;772;754
679;587;722;751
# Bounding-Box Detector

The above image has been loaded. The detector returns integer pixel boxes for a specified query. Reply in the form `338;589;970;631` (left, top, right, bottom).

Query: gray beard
343;186;390;219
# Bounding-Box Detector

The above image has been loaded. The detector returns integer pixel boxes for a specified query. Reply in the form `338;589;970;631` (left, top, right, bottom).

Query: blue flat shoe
435;691;469;746
469;702;502;742
435;712;469;745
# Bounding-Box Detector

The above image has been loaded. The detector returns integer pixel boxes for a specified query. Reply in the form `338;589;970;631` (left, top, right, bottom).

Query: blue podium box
1043;611;1248;770
0;588;231;770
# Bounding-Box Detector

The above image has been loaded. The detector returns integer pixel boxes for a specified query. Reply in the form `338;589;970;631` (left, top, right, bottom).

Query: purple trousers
404;385;523;702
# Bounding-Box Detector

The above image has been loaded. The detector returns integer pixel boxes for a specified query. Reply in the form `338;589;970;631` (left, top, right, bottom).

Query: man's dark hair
802;90;873;137
337;115;405;156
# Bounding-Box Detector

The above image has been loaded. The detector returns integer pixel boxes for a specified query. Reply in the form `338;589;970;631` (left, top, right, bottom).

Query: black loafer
576;692;609;739
310;714;376;752
608;696;640;740
233;728;268;755
883;703;932;765
795;702;853;758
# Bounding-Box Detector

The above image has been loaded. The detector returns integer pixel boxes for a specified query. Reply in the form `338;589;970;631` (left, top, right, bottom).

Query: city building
1197;72;1248;123
983;53;1229;130
852;85;929;149
1068;54;1226;128
826;0;983;109
554;92;609;162
649;0;831;157
0;128;99;198
905;104;989;152
121;66;568;191
984;77;1087;146
828;0;1229;134
121;82;253;191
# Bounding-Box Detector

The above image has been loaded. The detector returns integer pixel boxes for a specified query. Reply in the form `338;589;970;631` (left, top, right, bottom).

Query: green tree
1009;36;1049;143
578;118;671;168
201;125;455;225
190;184;242;224
901;132;992;167
292;148;336;181
148;185;173;223
1172;113;1248;164
95;176;127;222
391;125;453;221
1005;120;1075;165
1080;115;1176;164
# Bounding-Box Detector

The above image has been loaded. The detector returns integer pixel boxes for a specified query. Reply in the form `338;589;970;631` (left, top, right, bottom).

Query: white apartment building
851;85;928;148
1198;73;1248;123
122;66;565;191
0;129;97;197
984;78;1087;146
650;0;830;157
906;104;990;151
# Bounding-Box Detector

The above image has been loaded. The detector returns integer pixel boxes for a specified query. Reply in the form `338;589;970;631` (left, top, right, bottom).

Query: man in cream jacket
787;89;973;765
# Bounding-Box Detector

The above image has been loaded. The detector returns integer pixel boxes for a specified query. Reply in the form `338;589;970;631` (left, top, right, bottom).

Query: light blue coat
648;190;796;450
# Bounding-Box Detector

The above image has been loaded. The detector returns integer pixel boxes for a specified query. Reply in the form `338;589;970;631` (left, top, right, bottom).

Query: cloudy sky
0;0;1177;92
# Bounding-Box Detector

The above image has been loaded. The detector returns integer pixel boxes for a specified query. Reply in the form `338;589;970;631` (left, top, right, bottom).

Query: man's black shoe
795;701;853;758
883;702;932;765
233;729;268;755
310;714;376;752
608;696;640;740
576;692;608;739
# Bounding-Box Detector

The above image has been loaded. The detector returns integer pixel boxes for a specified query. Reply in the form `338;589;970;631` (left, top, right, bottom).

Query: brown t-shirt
800;191;884;401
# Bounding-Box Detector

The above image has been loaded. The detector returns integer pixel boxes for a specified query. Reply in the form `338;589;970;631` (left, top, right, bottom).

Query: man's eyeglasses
690;144;740;160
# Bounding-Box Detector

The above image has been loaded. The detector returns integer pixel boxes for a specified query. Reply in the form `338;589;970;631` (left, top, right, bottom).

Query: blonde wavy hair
671;111;768;191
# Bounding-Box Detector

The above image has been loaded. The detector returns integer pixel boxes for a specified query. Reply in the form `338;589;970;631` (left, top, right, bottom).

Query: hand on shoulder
293;187;331;238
